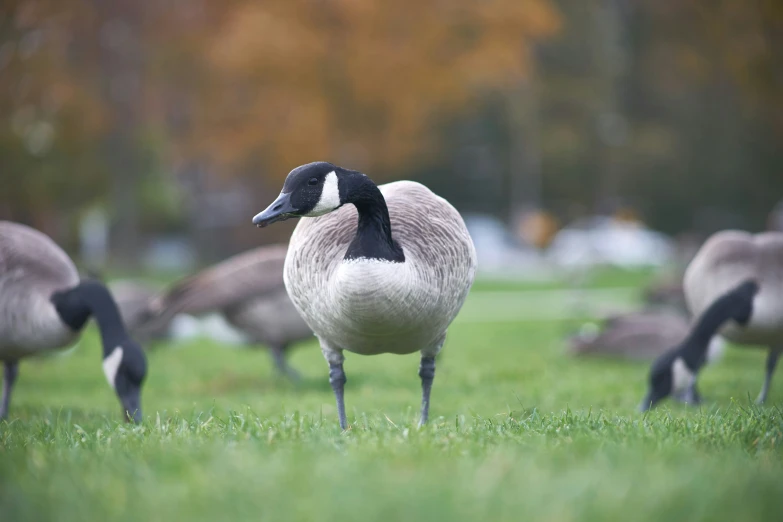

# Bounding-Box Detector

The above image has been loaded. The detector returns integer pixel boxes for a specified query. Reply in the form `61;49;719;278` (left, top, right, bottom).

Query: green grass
1;272;782;521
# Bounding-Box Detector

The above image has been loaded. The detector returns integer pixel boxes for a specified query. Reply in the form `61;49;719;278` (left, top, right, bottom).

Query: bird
252;161;477;429
682;231;783;403
640;229;783;411
567;311;725;363
134;245;312;379
639;278;759;411
0;221;147;422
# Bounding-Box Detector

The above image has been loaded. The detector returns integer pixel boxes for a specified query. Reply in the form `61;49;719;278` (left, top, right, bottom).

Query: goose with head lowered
0;221;147;422
252;162;477;429
639;279;758;410
640;230;783;410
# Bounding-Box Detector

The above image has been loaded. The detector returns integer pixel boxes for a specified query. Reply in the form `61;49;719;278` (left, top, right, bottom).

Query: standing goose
0;221;147;421
640;230;783;410
134;245;312;379
252;162;477;429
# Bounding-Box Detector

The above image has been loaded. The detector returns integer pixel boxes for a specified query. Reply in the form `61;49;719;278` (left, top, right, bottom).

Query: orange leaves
190;0;561;180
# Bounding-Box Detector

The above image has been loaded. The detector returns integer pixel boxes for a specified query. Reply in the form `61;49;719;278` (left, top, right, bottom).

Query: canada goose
684;231;783;401
135;245;312;379
639;279;759;410
568;311;725;362
252;162;477;429
0;221;147;421
640;229;783;410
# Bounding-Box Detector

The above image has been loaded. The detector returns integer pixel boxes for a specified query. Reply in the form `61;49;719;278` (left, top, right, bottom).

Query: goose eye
308;177;319;186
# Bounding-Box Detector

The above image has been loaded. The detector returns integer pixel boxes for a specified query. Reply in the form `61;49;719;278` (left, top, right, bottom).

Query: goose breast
285;181;477;355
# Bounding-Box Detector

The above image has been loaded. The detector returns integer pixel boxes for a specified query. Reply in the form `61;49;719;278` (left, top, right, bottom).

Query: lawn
1;269;782;521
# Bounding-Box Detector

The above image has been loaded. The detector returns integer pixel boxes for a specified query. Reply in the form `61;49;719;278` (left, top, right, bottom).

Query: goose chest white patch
671;357;694;392
102;346;124;389
305;171;340;217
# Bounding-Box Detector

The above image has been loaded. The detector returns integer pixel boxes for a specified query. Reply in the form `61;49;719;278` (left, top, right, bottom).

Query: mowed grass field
1;269;782;521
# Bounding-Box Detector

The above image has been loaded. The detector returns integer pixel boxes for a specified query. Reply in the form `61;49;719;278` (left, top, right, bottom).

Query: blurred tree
532;0;783;234
0;0;108;238
185;0;560;183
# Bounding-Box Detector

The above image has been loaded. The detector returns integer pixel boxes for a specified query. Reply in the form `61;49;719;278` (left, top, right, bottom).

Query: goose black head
102;338;147;423
52;280;148;423
638;278;760;412
253;162;354;227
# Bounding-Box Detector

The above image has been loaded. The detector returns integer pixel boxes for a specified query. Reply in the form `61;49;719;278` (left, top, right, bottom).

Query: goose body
285;181;475;357
0;222;80;359
135;245;312;378
0;221;147;421
253;162;477;428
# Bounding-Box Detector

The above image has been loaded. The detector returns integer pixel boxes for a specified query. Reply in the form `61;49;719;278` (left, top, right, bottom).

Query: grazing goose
568;311;725;362
641;230;783;410
684;231;783;402
0;221;147;421
252;162;477;429
135;245;312;379
639;279;758;410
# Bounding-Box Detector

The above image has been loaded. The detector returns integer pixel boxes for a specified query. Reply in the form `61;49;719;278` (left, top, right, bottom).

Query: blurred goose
568;311;725;362
136;245;312;379
0;221;147;421
640;279;758;410
253;162;477;429
641;230;783;410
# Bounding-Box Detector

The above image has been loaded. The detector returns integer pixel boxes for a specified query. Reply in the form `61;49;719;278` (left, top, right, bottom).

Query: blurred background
1;0;781;277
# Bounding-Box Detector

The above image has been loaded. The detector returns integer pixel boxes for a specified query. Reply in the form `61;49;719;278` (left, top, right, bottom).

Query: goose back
0;221;80;357
285;180;477;355
684;230;783;344
138;245;289;332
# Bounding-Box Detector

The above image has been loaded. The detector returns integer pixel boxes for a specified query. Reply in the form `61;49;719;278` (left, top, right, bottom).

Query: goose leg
756;346;782;404
1;361;19;420
418;356;436;426
329;362;347;430
320;341;348;430
269;344;300;381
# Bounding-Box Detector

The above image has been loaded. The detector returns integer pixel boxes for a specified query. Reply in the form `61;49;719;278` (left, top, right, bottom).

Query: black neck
342;174;405;263
679;290;746;369
53;280;130;357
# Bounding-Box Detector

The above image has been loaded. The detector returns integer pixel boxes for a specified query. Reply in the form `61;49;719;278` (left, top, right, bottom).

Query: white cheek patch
671;357;694;392
305;171;340;217
102;346;124;390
